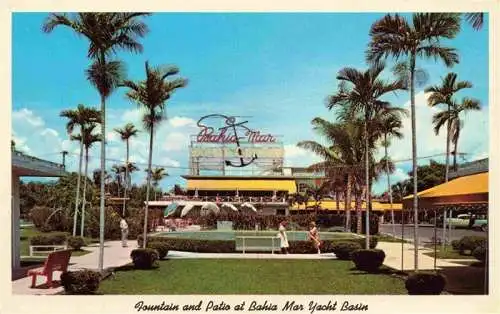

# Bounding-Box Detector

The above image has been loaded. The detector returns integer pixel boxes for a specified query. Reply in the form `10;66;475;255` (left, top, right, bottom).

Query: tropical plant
122;61;187;248
43;12;151;271
150;167;168;200
111;164;124;196
433;97;481;171
305;183;327;213
71;123;102;237
379;109;406;231
425;72;472;181
114;123;139;215
60;104;100;236
297;118;367;232
367;13;461;271
464;13;484;31
326;62;404;247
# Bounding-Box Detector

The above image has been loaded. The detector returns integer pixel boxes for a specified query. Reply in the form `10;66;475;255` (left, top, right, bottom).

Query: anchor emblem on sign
221;116;258;168
196;114;258;168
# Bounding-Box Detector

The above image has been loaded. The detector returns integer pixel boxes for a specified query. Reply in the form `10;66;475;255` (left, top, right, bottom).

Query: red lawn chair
27;249;72;288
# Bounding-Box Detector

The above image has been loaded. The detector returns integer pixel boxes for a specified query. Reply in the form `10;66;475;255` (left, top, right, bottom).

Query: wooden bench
29;244;67;257
27;249;72;288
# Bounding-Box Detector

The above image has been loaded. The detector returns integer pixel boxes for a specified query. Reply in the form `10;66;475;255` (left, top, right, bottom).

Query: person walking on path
120;216;129;247
308;221;321;254
277;220;289;254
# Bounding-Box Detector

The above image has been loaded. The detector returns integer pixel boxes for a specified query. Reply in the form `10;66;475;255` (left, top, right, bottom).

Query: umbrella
180;204;195;217
201;202;220;216
222;203;239;212
241;202;257;212
164;203;178;217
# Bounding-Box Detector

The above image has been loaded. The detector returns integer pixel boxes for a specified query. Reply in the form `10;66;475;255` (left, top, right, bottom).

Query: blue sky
12;13;489;193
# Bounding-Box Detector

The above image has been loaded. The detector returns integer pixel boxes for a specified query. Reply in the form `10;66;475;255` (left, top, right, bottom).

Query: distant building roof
12;150;67;177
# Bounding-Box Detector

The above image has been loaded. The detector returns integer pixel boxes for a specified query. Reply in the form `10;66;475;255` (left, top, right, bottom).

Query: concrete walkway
167;251;336;259
378;241;469;271
12;240;137;295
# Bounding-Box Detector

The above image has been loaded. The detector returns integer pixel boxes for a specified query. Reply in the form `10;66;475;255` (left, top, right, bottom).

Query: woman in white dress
278;221;289;254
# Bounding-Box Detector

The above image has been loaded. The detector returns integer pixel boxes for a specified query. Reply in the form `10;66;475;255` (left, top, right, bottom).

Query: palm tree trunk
345;175;352;232
122;140;129;216
98;57;107;272
73;139;84;236
445;104;451;182
80;147;89;237
453;126;460;171
410;52;419;271
364;114;370;249
384;135;395;236
143;123;154;248
356;191;362;234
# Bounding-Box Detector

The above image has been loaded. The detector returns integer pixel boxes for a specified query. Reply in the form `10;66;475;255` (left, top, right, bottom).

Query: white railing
29;245;67;257
235;236;279;254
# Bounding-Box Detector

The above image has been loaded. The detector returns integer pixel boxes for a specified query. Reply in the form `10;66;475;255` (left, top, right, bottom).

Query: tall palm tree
367;13;461;271
464;13;484;31
111;164;124;196
425;73;472;182
114;123;139;216
298;118;366;232
43;12;151;271
432;97;481;171
60;104;100;236
150;167;168;200
327;62;404;248
122;61;187;248
379;109;406;232
71;123;102;237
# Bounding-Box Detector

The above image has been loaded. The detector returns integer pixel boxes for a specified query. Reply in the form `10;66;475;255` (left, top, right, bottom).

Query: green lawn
99;259;406;295
422;245;476;260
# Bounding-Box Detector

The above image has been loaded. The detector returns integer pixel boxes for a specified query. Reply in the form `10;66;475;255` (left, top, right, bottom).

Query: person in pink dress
308;221;321;254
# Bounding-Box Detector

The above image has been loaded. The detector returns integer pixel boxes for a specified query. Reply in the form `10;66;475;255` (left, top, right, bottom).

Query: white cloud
121;108;142;123
40;128;59;137
169;116;196;128
161;132;188;152
12;108;45;127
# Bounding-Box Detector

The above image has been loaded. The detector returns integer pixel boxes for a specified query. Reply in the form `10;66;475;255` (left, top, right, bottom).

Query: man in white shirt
120;216;129;247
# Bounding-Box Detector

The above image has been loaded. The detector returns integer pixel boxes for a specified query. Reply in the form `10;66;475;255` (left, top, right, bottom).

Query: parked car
430;213;487;231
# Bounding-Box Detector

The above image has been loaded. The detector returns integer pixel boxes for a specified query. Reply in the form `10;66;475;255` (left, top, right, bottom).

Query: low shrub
147;241;170;259
60;269;101;295
351;249;386;272
451;240;460;251
354;236;378;249
67;236;85;250
30;232;69;246
472;246;487;263
405;272;446;295
457;236;487;255
332;242;362;260
130;248;159;269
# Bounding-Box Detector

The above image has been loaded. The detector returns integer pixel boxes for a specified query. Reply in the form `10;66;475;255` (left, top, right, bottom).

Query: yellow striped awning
187;179;297;193
403;172;488;199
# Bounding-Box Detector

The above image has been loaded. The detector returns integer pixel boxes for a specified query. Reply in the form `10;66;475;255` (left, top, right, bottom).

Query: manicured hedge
137;235;376;254
457;236;487;255
147;241;170;259
472;246;487;263
351;249;386;272
67;236;85;250
405;272;446;295
30;232;69;245
332;242;362;260
131;248;159;269
60;270;101;295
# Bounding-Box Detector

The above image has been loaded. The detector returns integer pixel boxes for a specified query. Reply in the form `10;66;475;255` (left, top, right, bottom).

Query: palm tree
306;183;327;213
71;123;102;237
122;61;187;248
114;123;139;216
367;13;461;271
60;104;100;236
298;118;366;232
43;12;151;272
464;13;484;31
425;73;473;182
327;62;404;248
150;167;168;200
111;164;124;196
379;110;406;233
432;97;481;171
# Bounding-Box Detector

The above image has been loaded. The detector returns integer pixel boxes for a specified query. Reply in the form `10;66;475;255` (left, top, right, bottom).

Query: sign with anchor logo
196;114;278;168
